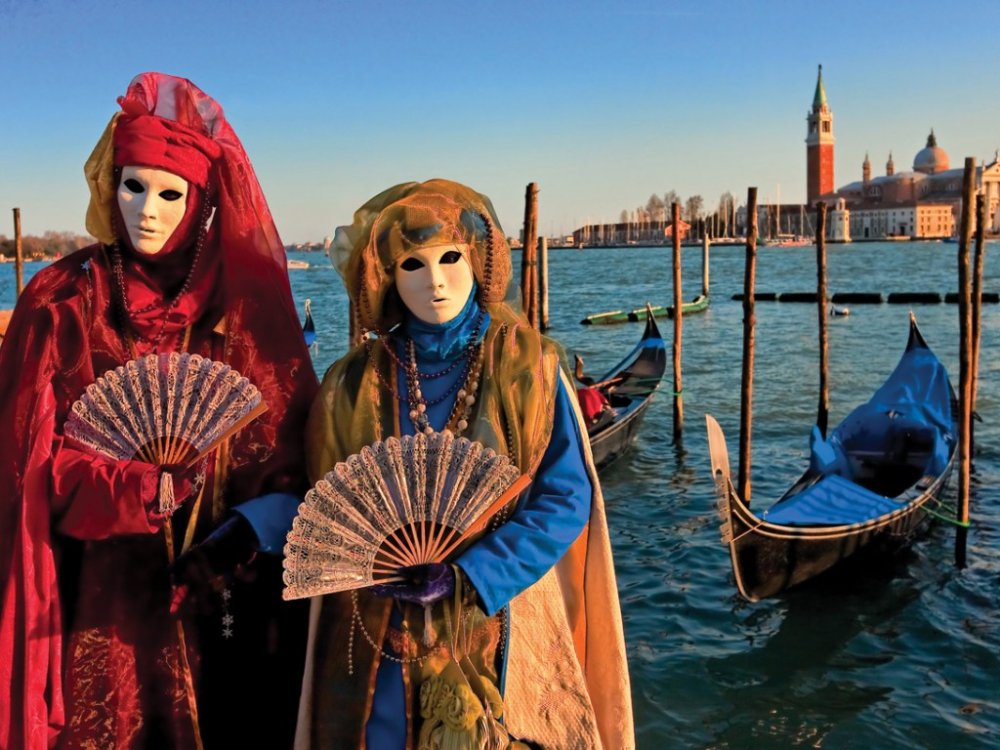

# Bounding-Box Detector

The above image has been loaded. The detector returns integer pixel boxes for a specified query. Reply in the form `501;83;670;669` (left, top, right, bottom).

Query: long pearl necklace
365;308;487;437
404;336;482;436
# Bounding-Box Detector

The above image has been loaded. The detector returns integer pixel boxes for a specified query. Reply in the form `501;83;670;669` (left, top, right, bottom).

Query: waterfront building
823;131;1000;239
802;67;1000;239
983;156;1000;233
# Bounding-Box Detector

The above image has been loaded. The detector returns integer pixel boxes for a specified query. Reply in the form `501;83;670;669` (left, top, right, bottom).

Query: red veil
0;73;317;748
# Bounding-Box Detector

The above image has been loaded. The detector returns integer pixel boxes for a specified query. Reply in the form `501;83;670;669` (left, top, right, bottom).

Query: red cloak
0;72;319;749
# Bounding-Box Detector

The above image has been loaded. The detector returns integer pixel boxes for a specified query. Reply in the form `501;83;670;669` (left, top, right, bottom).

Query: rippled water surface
4;240;997;748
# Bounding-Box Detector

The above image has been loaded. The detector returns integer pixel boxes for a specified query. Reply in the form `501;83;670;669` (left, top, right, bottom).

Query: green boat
581;294;709;325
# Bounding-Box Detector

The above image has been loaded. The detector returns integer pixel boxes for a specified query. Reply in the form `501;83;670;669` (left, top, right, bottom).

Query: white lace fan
64;352;267;510
282;430;531;600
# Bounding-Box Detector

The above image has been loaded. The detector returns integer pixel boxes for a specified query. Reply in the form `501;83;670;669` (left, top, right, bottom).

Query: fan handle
430;473;532;563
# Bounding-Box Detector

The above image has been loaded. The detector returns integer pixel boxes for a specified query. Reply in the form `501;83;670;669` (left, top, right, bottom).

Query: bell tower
806;64;835;205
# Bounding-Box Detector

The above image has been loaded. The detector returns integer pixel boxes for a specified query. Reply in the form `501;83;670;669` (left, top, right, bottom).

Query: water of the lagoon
2;240;997;748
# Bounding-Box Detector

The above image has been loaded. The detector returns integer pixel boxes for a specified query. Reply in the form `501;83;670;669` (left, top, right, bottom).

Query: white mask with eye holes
116;166;189;255
394;243;475;325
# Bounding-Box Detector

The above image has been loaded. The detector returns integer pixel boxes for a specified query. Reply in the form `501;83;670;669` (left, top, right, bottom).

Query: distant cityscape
566;65;1000;248
5;66;999;260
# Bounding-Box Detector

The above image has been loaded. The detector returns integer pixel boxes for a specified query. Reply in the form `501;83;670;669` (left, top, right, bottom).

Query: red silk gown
0;243;317;749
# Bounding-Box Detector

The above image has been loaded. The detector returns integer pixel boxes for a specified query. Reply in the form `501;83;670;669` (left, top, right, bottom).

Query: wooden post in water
521;183;539;328
956;157;975;566
13;208;24;299
815;201;829;437
671;201;684;442
539;236;550;331
738;188;758;504
971;194;987;435
701;233;710;297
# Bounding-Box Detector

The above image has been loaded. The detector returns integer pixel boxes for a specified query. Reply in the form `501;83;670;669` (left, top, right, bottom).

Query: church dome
913;130;949;174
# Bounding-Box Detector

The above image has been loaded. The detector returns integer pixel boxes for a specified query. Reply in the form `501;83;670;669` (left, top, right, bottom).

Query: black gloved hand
369;563;456;607
169;514;259;613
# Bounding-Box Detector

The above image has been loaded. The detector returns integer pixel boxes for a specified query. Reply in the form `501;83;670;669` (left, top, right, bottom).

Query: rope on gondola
919;502;971;528
725;516;767;545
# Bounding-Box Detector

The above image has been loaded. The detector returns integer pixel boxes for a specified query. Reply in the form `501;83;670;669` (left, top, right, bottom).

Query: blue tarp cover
808;341;955;482
763;475;904;526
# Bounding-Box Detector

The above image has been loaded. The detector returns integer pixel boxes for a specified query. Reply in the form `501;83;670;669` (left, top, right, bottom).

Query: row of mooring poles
519;189;690;444
519;182;551;332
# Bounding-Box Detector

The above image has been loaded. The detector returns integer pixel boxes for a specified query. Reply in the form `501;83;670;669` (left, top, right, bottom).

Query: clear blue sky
2;0;998;243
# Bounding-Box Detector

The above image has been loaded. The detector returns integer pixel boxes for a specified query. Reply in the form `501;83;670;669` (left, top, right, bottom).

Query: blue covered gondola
705;315;957;601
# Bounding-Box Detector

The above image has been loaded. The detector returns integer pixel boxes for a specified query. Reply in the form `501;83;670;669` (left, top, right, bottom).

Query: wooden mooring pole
738;188;758;504
539;236;550;331
13;208;24;299
815;201;829;437
971;194;987;444
521;183;539;328
956;157;975;567
701;233;710;297
671;201;684;443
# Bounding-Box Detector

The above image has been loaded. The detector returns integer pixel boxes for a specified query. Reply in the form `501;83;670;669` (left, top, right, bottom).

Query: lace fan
282;431;531;600
64;352;267;511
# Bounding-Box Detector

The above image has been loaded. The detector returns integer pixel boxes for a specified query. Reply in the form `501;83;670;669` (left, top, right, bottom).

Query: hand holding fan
282;430;531;600
63;352;267;513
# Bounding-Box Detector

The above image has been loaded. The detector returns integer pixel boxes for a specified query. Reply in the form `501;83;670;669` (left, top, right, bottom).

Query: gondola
577;307;667;470
705;316;957;601
580;294;709;325
302;298;317;347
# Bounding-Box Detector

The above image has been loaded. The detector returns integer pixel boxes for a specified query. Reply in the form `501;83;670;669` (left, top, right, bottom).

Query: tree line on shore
619;191;739;237
0;231;94;260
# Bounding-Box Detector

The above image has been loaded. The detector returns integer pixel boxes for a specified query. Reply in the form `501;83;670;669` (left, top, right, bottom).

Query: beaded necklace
365;306;487;436
404;335;483;436
346;580;508;674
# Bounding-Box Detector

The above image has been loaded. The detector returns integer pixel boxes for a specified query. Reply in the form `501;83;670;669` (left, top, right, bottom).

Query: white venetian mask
116;166;189;255
394;243;475;325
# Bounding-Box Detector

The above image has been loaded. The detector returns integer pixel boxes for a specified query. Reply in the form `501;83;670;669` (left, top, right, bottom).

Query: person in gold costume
294;179;634;749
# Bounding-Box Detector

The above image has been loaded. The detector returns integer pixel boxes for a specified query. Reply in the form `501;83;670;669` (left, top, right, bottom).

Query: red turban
113;114;222;190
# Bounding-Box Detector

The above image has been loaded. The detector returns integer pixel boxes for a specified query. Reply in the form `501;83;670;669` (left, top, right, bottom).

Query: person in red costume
0;73;318;749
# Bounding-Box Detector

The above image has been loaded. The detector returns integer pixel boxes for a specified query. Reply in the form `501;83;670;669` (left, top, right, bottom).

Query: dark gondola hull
720;463;953;601
590;397;654;470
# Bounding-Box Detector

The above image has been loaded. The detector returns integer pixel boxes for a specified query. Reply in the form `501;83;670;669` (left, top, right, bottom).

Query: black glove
169;514;259;613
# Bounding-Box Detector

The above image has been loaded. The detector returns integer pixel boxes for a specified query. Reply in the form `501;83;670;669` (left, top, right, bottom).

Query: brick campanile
806;64;835;205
